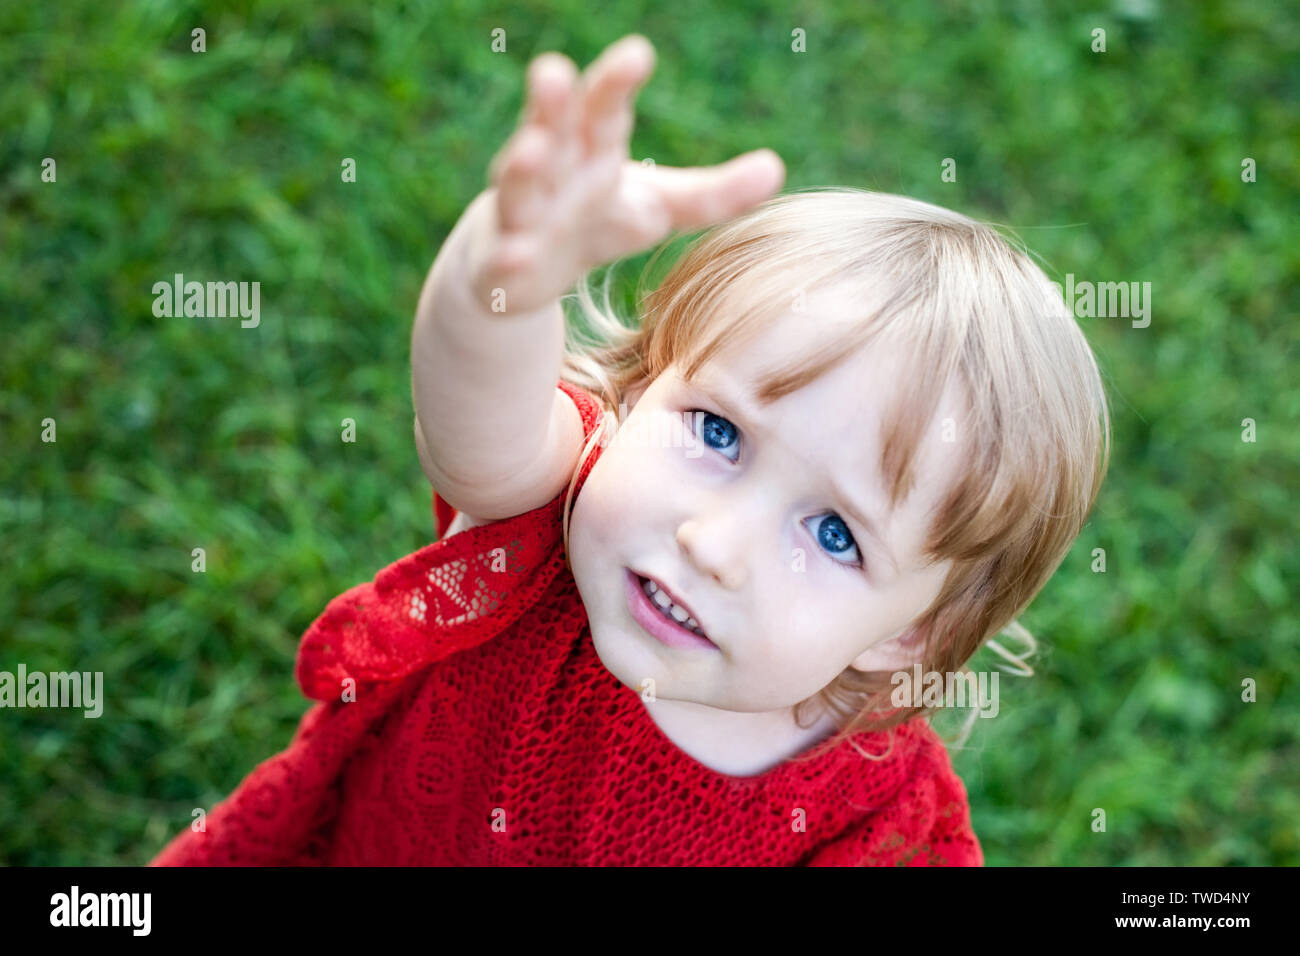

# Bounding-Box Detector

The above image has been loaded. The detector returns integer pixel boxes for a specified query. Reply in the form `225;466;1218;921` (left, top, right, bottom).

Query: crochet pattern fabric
150;379;983;866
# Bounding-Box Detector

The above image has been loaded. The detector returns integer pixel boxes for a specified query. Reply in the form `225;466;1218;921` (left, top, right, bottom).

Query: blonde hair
557;186;1110;756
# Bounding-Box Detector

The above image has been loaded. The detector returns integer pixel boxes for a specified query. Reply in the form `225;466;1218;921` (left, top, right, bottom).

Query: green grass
1;0;1296;865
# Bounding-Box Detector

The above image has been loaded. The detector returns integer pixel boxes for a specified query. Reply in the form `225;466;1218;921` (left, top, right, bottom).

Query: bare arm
411;34;785;525
411;187;584;521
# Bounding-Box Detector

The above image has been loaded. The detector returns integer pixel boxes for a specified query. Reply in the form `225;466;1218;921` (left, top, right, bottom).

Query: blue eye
805;514;862;567
691;411;740;462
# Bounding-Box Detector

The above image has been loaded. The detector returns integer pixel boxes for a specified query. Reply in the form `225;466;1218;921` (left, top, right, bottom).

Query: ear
848;624;929;675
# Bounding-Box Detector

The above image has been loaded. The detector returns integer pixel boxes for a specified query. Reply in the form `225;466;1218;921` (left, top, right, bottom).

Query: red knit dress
150;379;984;866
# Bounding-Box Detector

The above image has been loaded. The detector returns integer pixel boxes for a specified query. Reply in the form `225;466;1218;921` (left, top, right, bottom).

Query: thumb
649;148;785;231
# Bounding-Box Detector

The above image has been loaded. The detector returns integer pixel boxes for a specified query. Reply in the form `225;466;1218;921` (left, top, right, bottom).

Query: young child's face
568;300;966;715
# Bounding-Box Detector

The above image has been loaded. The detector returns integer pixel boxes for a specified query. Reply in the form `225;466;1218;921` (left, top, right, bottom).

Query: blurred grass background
1;0;1296;865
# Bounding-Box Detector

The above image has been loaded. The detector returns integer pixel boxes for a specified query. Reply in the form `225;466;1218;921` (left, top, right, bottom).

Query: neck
641;697;841;778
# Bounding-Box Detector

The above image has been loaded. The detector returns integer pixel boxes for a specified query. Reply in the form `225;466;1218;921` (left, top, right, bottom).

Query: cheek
569;445;651;559
592;439;664;505
739;591;866;704
752;567;862;661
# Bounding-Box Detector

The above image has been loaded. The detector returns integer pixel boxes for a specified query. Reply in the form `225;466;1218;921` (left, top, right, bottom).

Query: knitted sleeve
804;728;984;867
148;689;405;865
294;379;604;700
149;379;606;866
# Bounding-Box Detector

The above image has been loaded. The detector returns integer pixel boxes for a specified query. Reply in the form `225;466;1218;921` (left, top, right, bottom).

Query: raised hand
471;34;786;315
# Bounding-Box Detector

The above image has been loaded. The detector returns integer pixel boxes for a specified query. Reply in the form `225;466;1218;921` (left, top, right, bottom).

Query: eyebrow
688;373;902;577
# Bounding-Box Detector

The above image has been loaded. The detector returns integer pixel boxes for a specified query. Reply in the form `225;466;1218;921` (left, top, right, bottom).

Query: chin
587;621;655;694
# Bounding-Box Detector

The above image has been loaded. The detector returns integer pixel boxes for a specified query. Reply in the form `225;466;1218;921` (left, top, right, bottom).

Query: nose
676;512;747;590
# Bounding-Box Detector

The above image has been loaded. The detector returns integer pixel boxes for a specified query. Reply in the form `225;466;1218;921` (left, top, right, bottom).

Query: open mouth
625;570;718;650
639;575;708;636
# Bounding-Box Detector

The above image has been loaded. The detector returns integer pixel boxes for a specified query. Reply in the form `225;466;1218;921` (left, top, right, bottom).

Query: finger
577;34;656;156
648;149;786;231
489;56;564;191
486;123;529;187
520;52;579;129
491;232;541;278
525;53;585;198
491;125;552;231
471;231;542;313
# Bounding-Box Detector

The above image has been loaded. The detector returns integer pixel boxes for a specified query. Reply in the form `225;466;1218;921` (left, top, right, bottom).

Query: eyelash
685;409;866;574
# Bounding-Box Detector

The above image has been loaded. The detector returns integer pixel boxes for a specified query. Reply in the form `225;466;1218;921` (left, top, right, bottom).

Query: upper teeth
642;579;704;634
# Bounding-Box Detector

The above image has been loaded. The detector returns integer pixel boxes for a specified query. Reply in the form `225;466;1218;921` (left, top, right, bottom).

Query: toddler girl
151;34;1109;866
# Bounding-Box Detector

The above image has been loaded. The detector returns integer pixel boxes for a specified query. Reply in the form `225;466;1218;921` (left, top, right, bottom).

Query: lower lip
624;569;719;651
